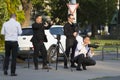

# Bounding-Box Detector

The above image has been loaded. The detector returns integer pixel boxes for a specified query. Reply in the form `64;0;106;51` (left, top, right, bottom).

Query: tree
49;0;69;24
77;0;117;37
20;0;32;27
0;0;25;47
5;0;25;23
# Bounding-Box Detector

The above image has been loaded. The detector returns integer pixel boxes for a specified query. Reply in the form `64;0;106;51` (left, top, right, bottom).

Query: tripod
47;34;73;71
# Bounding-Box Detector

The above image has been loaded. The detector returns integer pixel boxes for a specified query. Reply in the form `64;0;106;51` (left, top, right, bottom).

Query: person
63;14;78;68
30;15;52;70
74;35;96;71
1;14;22;76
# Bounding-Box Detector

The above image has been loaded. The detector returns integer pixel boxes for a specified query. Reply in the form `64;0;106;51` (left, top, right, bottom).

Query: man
1;14;22;76
63;14;78;68
30;15;52;70
74;35;96;71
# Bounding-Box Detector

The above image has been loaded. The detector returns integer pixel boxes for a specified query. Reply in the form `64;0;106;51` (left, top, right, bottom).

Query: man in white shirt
1;14;22;76
74;35;96;71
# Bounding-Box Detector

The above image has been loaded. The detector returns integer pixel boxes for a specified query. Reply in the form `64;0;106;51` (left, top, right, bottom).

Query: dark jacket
30;22;51;43
63;22;77;39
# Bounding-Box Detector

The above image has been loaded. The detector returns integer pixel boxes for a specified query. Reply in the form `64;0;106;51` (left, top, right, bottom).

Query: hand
90;48;94;55
73;32;78;37
44;22;49;27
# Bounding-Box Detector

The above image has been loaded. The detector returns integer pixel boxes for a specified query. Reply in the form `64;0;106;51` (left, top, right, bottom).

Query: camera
88;44;99;48
56;34;61;40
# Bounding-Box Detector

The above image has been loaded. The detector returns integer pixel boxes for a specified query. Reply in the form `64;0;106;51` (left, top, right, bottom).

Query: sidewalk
0;60;120;80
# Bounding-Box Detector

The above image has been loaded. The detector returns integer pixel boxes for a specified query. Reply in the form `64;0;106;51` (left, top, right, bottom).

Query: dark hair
83;35;90;40
10;14;16;18
35;14;41;19
67;14;73;18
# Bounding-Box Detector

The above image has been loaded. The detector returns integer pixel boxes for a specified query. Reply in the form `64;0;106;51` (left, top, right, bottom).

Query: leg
74;54;84;71
11;42;18;76
33;43;39;69
64;43;70;68
39;42;47;66
84;57;96;66
71;40;77;67
39;42;51;69
3;41;11;75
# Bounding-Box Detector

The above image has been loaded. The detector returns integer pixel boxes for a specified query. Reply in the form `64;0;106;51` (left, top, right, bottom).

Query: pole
70;0;77;23
104;0;109;34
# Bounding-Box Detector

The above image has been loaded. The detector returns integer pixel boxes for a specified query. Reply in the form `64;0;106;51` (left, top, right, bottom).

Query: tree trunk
21;0;32;28
91;24;97;38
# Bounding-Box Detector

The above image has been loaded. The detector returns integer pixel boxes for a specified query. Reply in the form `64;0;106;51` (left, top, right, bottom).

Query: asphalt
0;51;120;80
0;59;120;80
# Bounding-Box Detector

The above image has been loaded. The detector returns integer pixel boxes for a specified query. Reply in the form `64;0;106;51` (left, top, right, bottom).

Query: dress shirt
1;18;22;41
75;35;94;57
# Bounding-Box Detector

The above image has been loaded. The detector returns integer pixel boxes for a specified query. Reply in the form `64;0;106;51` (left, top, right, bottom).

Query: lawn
91;39;120;52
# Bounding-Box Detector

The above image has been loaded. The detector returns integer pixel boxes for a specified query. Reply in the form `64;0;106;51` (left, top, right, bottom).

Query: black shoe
35;67;38;70
71;64;76;68
82;65;87;70
64;65;68;69
83;66;87;70
76;68;82;71
42;65;52;69
11;73;17;76
4;71;8;75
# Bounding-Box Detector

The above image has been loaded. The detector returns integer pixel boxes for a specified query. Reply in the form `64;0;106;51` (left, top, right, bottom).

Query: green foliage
49;0;69;24
91;39;120;51
5;0;25;23
0;0;25;51
78;0;117;26
31;0;50;17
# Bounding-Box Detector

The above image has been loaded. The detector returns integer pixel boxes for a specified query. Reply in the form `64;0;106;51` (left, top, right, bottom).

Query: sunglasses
69;18;75;20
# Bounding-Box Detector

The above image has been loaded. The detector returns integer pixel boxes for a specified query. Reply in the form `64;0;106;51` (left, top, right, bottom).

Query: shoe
11;73;17;76
76;66;82;71
82;64;87;70
35;67;38;70
71;64;76;68
64;66;68;69
83;66;87;70
4;71;8;75
42;65;52;69
76;67;82;71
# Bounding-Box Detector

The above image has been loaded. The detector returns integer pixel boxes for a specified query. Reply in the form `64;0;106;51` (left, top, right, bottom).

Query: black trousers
64;38;77;66
32;41;47;68
3;41;18;73
74;54;96;68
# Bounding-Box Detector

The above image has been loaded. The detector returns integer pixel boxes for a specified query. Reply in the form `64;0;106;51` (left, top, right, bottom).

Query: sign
67;3;79;14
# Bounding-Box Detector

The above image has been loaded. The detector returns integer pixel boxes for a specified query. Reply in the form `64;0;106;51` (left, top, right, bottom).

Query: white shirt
75;35;94;57
1;18;22;41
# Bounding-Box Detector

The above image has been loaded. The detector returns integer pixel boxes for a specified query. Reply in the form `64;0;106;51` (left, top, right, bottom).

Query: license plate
19;47;30;50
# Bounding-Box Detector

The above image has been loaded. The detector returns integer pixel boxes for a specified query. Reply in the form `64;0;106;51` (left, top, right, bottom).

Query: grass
91;39;120;52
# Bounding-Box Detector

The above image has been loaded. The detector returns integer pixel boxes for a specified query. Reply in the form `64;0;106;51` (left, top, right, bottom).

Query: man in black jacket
63;14;78;68
31;15;52;70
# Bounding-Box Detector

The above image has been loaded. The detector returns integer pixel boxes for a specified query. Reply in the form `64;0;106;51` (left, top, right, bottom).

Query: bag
44;35;48;42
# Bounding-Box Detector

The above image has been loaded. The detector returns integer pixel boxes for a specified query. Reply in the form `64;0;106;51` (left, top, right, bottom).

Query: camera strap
86;48;90;57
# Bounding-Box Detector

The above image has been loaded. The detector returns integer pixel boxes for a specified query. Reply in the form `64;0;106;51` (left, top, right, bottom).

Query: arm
17;23;22;35
87;48;94;57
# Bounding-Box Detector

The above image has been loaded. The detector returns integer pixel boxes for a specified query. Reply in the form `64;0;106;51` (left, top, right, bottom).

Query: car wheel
47;45;58;63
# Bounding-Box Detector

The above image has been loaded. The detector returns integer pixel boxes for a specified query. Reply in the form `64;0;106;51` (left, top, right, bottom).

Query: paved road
0;60;120;80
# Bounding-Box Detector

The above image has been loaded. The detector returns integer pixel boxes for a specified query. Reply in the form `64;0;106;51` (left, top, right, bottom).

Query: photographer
74;35;96;71
30;15;52;70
